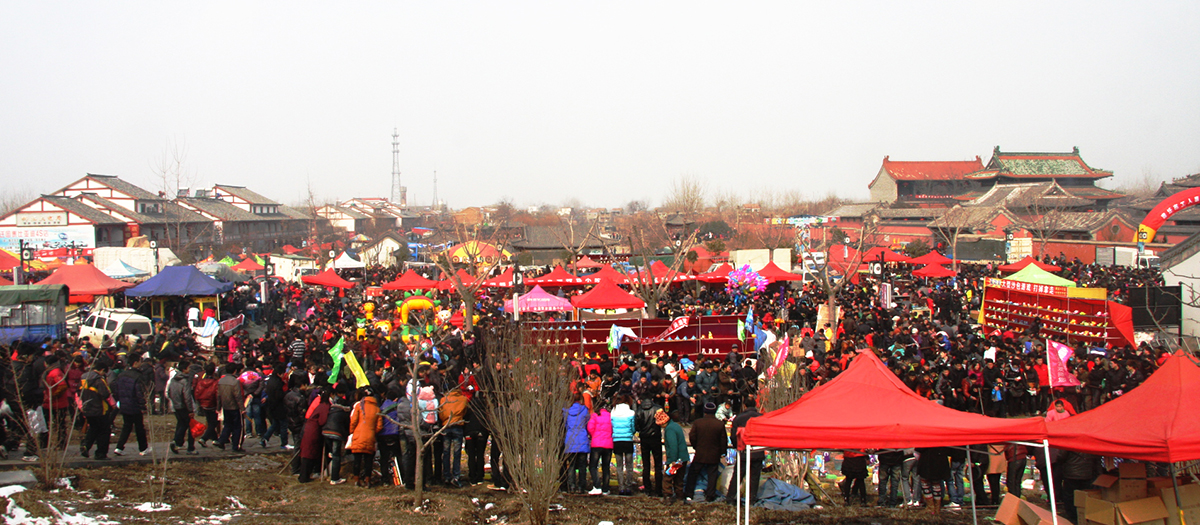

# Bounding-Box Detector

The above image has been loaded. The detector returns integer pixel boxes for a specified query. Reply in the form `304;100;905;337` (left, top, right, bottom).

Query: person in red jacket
41;353;72;451
193;363;221;446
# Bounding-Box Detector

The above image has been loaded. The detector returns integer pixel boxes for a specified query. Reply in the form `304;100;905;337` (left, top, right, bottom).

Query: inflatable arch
1136;187;1200;250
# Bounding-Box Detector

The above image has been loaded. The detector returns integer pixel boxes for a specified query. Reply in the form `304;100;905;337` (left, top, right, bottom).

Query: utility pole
390;129;406;207
432;170;439;211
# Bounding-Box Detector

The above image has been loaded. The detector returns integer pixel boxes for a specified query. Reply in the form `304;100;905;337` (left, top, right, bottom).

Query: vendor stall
978;276;1134;347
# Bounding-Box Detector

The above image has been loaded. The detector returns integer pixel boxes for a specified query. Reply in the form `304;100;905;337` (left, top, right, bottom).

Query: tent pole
1170;463;1186;525
739;445;748;525
967;450;978;525
735;446;740;525
1042;439;1058;525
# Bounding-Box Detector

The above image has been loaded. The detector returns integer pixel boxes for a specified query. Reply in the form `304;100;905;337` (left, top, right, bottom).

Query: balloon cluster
725;264;768;298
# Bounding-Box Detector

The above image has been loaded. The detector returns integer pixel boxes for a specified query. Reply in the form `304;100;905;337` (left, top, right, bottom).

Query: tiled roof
74;194;209;225
39;196;126;225
511;225;610;250
82;174;162;200
872;156;984;185
279;206;311;220
927;206;1008;230
1022;211;1128;233
876;208;947;219
321;206;371;220
969;182;1094;209
213;185;280;205
1065;187;1125;200
827;203;879;218
178;197;261;222
1160;229;1200;269
966;146;1112;180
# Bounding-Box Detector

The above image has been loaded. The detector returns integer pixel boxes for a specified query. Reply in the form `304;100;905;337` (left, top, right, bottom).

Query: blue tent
126;266;235;297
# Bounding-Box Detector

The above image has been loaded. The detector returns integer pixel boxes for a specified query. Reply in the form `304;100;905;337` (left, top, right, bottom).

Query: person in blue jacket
563;392;591;493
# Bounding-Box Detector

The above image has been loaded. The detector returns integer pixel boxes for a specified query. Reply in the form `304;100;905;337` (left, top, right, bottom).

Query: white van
79;308;154;347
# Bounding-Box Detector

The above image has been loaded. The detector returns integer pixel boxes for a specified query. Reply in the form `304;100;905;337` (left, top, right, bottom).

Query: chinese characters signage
984;277;1068;297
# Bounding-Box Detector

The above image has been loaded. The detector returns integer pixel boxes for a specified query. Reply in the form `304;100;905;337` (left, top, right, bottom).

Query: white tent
100;259;150;279
330;250;365;270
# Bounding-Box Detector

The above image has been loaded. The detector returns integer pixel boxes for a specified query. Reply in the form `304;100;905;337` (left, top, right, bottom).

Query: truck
0;285;68;345
1095;246;1159;268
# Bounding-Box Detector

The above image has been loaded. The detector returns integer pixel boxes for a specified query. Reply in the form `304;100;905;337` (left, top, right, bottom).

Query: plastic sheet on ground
754;477;815;511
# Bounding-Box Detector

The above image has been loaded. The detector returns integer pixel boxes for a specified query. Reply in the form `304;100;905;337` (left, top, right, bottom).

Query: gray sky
3;2;1198;210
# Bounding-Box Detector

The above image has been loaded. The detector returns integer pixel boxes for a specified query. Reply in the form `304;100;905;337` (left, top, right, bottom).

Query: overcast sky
2;2;1198;210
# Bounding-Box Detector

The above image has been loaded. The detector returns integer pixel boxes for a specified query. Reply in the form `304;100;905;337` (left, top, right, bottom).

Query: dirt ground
1;452;991;525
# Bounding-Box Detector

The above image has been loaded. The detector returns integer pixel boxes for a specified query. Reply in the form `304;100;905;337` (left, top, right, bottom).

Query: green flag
327;337;345;385
737;320;745;341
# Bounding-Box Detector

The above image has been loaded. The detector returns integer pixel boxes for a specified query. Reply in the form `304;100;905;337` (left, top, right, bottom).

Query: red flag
768;334;790;378
1046;340;1080;387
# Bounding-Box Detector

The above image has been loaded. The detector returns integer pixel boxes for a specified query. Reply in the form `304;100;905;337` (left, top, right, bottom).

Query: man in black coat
725;398;764;505
685;402;728;502
634;398;664;497
260;364;289;448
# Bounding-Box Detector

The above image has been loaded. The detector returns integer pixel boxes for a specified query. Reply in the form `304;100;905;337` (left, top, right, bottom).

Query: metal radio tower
390;129;406;206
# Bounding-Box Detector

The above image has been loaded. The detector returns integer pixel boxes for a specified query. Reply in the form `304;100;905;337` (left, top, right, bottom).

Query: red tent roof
581;265;628;285
1047;352;1200;463
756;261;805;283
744;351;1047;449
437;269;478;291
570;279;646;310
231;258;264;272
526;266;587;287
0;250;21;272
300;269;355;289
35;264;135;296
997;256;1060;273
381;269;438;291
281;244;302;255
912;263;957;278
481;267;514;288
907;251;954;266
696;263;734;284
862;247;912;263
573;256;604;269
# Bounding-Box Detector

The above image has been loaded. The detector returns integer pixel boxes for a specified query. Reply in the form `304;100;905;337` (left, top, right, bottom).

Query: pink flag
768;334;790;379
1046;340;1081;387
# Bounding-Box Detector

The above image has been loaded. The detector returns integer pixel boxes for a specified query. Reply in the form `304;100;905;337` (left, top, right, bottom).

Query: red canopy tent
1047;352;1200;463
301;269;355;289
525;266;587;287
998;256;1061;273
908;251;954;266
912;264;958;278
756;261;805;283
862;247;912;263
580;265;628;285
231;258;264;272
696;263;733;284
744;351;1048;449
481;267;514;288
437;269;478;291
0;250;21;272
35;264;135;302
0;275;11;286
573;256;604;270
281;244;302;255
570;279;646;310
381;269;438;291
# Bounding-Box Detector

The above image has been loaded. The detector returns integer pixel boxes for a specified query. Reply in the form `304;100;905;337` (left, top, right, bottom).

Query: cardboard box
1147;478;1177;489
1120;462;1148;479
1086;496;1117;525
1116;497;1169;525
1117;480;1150;502
1018;498;1074;525
1160;483;1200;510
1077;489;1103;508
995;493;1022;525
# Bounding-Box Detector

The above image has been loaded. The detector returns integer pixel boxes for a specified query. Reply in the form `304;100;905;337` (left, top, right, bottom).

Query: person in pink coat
586;399;614;495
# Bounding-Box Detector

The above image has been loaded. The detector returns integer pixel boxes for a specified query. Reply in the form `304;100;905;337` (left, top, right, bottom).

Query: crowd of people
0;250;1181;519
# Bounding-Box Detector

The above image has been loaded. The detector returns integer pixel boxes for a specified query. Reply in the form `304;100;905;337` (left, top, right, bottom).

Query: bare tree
430;222;510;334
0;185;33;218
548;216;605;272
478;329;574;525
812;217;877;344
929;205;998;271
662;175;707;218
1011;188;1072;257
614;211;699;318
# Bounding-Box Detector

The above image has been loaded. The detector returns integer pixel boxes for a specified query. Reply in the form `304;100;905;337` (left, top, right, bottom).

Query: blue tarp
126;266;235;297
755;478;815;511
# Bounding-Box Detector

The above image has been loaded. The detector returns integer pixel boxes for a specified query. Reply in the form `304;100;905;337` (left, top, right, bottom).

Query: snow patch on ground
225;496;246;509
190;514;235;524
133;502;172;512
